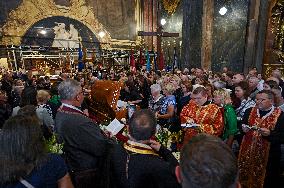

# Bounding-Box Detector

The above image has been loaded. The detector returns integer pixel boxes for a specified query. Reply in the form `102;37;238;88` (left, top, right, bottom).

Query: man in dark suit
111;109;180;188
55;79;111;188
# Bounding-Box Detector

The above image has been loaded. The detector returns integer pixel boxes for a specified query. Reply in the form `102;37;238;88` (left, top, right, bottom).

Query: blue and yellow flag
146;49;151;72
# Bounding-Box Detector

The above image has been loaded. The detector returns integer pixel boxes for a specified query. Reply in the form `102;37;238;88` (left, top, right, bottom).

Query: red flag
130;49;135;67
159;51;165;70
130;49;136;73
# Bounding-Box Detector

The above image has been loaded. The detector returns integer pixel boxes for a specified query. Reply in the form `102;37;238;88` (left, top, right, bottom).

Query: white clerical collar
62;103;83;113
257;106;275;119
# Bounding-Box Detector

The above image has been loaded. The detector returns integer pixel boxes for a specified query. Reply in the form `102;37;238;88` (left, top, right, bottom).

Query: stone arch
1;0;111;48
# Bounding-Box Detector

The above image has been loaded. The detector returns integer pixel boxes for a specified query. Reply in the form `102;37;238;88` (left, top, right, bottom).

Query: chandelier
162;0;181;15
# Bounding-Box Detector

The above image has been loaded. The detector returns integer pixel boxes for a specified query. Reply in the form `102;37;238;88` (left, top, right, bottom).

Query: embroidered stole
238;107;281;188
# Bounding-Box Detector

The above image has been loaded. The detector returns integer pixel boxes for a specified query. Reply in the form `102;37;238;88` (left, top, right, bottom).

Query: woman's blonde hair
36;90;50;103
162;82;176;95
213;89;231;104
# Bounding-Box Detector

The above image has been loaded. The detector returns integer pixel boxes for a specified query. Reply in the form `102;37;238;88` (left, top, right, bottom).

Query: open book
242;124;260;131
181;123;200;128
106;118;125;135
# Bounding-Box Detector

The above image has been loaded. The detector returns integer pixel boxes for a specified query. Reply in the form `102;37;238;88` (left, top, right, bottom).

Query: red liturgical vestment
238;107;282;188
180;100;224;144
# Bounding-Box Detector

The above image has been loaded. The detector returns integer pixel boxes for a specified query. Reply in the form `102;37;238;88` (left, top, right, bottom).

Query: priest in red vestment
238;90;284;188
180;87;224;144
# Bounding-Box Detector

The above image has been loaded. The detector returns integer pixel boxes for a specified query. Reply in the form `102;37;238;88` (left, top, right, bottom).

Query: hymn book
106;118;125;135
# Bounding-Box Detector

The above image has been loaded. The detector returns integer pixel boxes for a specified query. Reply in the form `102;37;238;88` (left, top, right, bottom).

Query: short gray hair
150;84;161;93
213;81;226;89
58;79;81;100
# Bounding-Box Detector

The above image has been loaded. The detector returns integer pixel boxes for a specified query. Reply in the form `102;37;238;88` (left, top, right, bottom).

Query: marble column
201;0;214;71
254;0;270;73
244;0;261;73
181;0;203;69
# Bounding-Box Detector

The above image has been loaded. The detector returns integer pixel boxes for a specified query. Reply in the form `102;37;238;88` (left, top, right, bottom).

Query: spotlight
39;29;47;35
219;7;228;15
161;18;167;26
98;31;106;38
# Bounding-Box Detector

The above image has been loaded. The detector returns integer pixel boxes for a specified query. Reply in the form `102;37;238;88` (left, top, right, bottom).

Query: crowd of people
0;66;284;188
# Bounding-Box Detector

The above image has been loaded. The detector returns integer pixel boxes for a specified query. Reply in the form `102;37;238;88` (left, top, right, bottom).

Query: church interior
1;0;284;188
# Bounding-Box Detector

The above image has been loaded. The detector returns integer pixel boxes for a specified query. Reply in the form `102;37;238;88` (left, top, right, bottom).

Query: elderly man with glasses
238;90;284;188
55;79;112;188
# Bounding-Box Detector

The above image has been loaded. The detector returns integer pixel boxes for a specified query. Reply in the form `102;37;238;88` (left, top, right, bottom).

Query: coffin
89;80;127;123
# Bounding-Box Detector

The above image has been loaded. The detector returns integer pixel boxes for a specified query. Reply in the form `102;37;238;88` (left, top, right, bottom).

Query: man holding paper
111;109;180;188
180;87;224;144
55;79;112;188
238;90;284;188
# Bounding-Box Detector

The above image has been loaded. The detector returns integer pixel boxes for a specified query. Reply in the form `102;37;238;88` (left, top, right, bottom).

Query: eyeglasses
255;98;269;102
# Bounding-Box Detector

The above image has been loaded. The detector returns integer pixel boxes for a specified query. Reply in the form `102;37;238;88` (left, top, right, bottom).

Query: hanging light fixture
161;18;167;26
219;7;228;15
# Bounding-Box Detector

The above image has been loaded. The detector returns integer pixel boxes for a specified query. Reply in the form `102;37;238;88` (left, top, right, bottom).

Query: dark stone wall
211;0;249;72
181;0;203;69
181;0;250;72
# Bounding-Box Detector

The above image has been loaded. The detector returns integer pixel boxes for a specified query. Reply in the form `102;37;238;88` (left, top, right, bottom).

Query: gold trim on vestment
123;142;159;156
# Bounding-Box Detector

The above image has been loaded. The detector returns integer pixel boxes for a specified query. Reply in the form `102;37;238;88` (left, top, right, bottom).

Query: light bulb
98;31;106;38
39;30;47;35
219;7;228;15
161;18;167;26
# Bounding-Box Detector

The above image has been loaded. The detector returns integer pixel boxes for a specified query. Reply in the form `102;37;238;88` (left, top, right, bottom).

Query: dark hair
257;90;275;101
128;109;156;141
235;81;250;99
264;80;279;90
226;71;234;79
50;81;61;96
203;82;214;95
192;87;207;96
0;115;47;185
214;72;222;79
17;105;37;117
136;74;146;85
180;134;238;188
125;80;135;89
181;80;193;92
20;86;37;107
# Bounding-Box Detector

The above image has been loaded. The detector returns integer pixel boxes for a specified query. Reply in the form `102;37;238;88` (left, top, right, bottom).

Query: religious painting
22;16;100;49
0;0;138;42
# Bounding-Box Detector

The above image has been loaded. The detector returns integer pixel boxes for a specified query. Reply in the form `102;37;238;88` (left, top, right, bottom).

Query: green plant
45;134;63;154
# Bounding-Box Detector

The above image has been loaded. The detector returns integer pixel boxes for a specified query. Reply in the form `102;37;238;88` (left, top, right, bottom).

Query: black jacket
55;110;110;171
111;143;181;188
